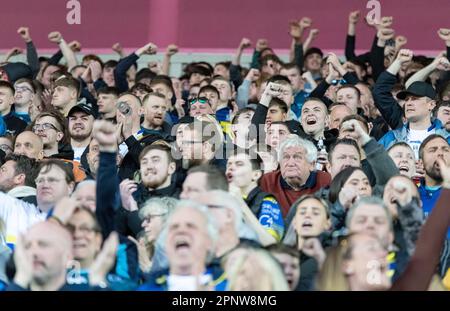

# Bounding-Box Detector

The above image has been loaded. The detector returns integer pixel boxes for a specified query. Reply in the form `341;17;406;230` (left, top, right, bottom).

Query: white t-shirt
407;128;435;159
72;146;87;163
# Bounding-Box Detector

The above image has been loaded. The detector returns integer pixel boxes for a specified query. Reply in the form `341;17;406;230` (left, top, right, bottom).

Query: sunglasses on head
189;97;210;105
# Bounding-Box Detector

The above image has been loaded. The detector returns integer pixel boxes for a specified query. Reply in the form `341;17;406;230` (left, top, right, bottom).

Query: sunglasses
189;97;210;105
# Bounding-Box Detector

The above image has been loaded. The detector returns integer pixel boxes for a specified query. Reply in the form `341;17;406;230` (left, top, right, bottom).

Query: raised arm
345;11;360;61
372;49;413;130
250;39;269;69
2;47;23;63
405;52;450;89
391;160;450;291
303;29;319;53
48;31;78;71
93;120;121;240
161;44;178;76
115;42;157;93
17;27;39;78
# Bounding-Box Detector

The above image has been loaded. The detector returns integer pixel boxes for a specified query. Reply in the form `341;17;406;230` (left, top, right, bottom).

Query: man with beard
68;103;96;163
95;119;179;236
418;134;450;238
0;154;38;204
435;101;450;132
141;92;171;139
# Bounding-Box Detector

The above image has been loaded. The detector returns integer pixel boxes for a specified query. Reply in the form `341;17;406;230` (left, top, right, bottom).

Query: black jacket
116;179;181;237
3;112;27;136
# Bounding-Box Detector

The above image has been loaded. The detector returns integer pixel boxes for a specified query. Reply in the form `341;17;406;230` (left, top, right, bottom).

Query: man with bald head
14;131;44;160
8;221;74;291
329;104;352;130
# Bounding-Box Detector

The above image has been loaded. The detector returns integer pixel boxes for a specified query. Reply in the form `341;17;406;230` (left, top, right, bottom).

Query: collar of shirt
280;171;317;190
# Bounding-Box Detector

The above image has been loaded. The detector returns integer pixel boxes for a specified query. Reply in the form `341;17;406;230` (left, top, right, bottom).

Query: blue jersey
258;195;285;241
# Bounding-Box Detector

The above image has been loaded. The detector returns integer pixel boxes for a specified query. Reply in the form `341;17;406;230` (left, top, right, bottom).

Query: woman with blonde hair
225;247;289;291
130;197;178;273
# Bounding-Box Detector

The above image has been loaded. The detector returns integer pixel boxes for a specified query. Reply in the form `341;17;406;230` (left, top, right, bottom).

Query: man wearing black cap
68;101;96;163
375;49;449;158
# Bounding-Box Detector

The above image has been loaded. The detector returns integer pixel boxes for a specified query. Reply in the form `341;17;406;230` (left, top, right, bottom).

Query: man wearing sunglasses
188;96;213;118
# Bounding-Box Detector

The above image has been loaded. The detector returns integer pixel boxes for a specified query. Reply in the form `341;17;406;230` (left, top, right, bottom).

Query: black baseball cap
68;101;98;118
396;81;436;101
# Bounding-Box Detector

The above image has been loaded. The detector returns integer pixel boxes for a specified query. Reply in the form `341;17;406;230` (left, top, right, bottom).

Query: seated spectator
138;201;226;291
0;154;38;204
226;151;284;240
260;136;331;217
0;159;75;249
387;142;417;179
267;244;301;291
225;248;289;291
0;81;27;136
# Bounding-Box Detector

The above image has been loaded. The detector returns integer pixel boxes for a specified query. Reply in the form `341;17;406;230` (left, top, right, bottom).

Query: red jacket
260;170;331;218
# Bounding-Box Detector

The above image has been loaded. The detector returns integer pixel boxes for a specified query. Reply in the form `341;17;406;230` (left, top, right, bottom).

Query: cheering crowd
0;11;450;291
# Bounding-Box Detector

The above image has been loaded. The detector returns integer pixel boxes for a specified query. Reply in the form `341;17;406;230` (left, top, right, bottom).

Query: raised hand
340;119;371;146
128;235;152;273
17;27;32;43
349;11;360;24
7;47;23;57
136;42;158;57
174;98;186;118
437;159;450;188
239;38;252;50
13;234;33;288
48;31;63;44
119;179;138;212
245;68;261;82
92;120;118;153
339;186;360;210
112;42;124;55
89;232;119;287
89;61;103;81
302;238;326;268
377;28;395;41
396;49;414;64
68;40;82;52
289;21;302;39
52;197;80;225
395;35;408;50
165;44;179;57
308;29;319;39
438;28;450;45
299;17;312;29
255;39;269;52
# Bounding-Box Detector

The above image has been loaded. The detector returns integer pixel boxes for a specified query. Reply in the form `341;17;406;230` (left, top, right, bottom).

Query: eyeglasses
331;79;347;86
15;86;33;93
189;97;210;105
35;177;63;185
142;213;166;223
32;123;60;132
